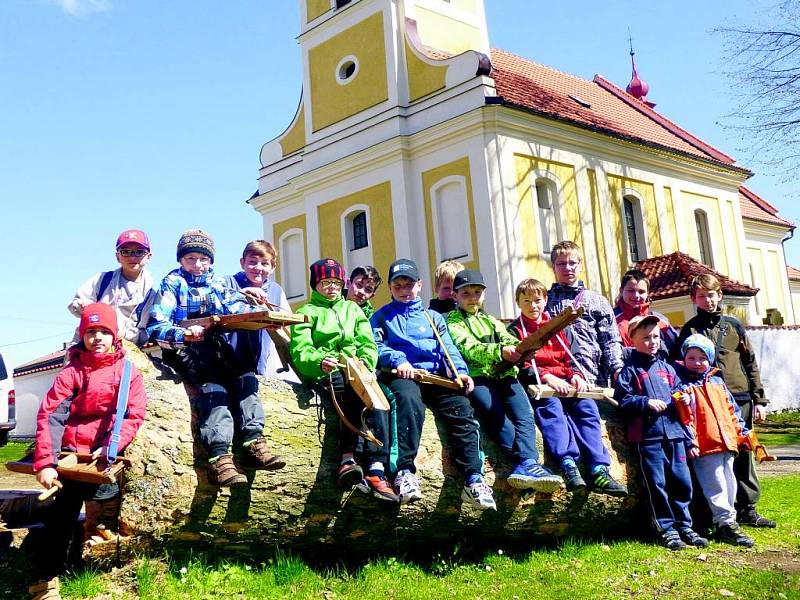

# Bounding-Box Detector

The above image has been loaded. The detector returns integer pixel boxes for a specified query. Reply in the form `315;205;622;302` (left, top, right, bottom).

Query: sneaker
508;461;563;493
337;459;364;487
209;454;248;487
661;529;688;551
677;527;710;548
590;466;628;497
239;437;286;471
717;523;755;547
394;469;423;504
738;506;776;528
461;477;497;511
561;463;586;492
356;474;400;503
29;577;61;600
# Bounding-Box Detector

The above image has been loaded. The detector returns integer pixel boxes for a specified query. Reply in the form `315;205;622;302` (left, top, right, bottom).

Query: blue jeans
470;376;539;463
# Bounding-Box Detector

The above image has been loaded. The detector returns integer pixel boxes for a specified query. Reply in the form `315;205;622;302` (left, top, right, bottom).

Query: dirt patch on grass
717;547;800;575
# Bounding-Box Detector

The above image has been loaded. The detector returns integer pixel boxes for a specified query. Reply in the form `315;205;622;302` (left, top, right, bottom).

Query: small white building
11;350;65;438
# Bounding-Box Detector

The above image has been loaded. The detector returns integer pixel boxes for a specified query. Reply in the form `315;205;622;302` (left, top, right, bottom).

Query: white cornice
489;105;750;191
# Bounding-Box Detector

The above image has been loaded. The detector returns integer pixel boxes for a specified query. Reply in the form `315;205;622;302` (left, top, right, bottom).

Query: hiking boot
738;506;776;528
239;437;286;471
209;454;248;487
661;529;688;551
717;523;755;547
394;469;423;504
507;461;563;493
462;476;497;511
590;466;628;497
337;459;364;487
28;577;61;600
561;463;586;492
677;527;710;548
356;474;400;503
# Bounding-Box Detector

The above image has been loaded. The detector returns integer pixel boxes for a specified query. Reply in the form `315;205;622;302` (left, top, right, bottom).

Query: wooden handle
38;479;63;502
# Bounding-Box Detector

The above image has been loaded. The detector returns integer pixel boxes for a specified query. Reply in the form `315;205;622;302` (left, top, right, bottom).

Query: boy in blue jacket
615;315;708;550
370;259;495;510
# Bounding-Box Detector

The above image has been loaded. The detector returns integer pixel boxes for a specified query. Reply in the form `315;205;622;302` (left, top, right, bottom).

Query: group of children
29;229;776;598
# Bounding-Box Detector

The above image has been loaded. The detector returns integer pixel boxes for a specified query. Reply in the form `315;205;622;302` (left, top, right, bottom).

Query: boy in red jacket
508;278;626;496
30;303;147;600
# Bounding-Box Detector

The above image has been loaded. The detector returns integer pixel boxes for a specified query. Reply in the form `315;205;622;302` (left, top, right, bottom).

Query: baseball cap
387;259;420;282
628;314;660;336
116;229;151;251
453;269;486;290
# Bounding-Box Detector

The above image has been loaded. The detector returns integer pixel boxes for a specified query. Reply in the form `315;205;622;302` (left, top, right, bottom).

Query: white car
0;352;16;445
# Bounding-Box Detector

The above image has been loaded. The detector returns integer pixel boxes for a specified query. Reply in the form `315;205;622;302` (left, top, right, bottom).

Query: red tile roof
635;251;758;300
739;186;794;228
787;265;800;281
487;48;749;172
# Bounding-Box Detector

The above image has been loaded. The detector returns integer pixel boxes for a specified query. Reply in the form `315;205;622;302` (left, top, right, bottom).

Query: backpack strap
96;270;114;301
105;359;132;464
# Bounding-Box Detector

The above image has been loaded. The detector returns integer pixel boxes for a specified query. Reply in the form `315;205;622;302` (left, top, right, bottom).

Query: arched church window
622;195;649;265
342;206;373;274
534;178;559;254
695;209;714;267
431;177;471;262
279;229;306;300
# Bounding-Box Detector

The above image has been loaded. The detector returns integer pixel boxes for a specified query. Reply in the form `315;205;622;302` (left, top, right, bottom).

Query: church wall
744;221;796;324
307;11;389;132
316;181;397;308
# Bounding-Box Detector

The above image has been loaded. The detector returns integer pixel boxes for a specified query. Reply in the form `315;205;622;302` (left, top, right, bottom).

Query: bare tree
717;1;800;174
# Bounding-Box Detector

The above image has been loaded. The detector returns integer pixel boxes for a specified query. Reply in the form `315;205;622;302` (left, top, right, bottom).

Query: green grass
0;441;29;463
48;473;800;600
758;411;800;447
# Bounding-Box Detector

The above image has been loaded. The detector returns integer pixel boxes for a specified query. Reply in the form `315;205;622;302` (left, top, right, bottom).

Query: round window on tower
336;55;359;85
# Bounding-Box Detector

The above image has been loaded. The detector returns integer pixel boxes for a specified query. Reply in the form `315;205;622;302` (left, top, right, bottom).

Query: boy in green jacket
446;269;563;492
289;258;397;502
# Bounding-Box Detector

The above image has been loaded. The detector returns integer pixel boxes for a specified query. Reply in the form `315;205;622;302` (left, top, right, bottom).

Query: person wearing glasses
68;228;156;346
289;258;397;502
147;229;285;487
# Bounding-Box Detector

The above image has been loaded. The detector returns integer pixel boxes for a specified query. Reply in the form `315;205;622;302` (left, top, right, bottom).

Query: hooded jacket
670;308;766;406
446;308;519;378
289;290;377;382
371;298;468;376
614;351;690;443
34;343;147;472
673;363;748;456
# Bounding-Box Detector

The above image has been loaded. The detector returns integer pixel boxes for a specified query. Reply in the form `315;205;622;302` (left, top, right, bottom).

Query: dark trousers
386;376;483;478
532;395;610;467
33;480;117;579
316;371;390;466
637;440;693;532
733;399;761;510
165;339;265;458
193;373;265;457
470;376;538;463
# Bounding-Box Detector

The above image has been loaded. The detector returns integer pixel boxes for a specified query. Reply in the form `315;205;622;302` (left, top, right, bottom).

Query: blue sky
1;0;795;369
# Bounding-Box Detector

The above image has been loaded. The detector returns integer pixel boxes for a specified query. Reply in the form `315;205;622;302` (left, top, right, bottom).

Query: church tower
254;0;496;309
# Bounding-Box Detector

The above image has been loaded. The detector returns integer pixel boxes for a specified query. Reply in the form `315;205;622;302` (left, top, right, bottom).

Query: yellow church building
250;0;796;326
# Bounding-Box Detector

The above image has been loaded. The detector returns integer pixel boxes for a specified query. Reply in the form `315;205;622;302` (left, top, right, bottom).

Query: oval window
336;56;359;84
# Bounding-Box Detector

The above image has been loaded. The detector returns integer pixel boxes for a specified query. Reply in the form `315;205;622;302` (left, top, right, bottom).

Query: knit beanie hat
681;333;715;363
79;302;118;342
177;229;215;263
309;258;345;289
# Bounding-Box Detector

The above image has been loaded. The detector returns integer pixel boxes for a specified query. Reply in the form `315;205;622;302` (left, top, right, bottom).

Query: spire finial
625;31;653;105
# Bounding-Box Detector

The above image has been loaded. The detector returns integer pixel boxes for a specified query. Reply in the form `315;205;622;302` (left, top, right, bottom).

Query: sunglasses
118;248;148;257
